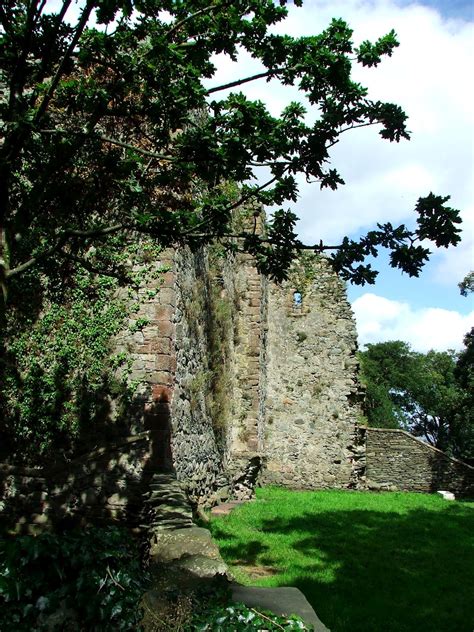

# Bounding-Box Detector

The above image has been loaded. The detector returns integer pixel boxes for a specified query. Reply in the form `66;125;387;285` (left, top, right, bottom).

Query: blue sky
397;0;473;20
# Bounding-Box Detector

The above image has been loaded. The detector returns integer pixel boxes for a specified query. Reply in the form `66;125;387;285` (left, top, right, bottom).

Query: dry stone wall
365;427;474;497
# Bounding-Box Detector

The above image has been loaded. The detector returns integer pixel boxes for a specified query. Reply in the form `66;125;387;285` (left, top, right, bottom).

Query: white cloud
352;292;474;351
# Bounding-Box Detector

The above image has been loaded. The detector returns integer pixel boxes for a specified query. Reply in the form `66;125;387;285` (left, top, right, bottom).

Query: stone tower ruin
114;246;364;505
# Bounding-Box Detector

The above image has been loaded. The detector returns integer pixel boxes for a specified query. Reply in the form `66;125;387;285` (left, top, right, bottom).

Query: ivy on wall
1;237;164;464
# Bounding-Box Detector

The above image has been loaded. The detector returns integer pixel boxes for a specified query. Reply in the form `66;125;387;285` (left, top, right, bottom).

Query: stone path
142;473;230;586
141;473;194;531
210;499;246;517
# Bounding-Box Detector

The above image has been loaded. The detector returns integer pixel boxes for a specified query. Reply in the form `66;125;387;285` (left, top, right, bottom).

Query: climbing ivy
0;236;165;463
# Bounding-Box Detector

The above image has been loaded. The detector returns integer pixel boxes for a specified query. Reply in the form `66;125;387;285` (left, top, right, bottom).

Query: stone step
230;584;330;632
210;500;246;517
143;495;189;505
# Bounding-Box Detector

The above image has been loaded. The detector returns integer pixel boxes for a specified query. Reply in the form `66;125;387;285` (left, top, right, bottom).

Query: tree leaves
0;1;463;294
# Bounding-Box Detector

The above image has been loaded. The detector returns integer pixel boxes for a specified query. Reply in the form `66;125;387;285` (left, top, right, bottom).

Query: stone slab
149;526;222;564
230;584;330;632
210;501;246;517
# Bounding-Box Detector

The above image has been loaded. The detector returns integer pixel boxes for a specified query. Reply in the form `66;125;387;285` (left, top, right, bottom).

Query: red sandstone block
143;320;174;344
160;271;175;288
249;394;260;408
154;304;174;321
246;306;261;315
152;385;172;402
154;338;173;355
159;287;176;306
246;438;259;451
156;354;177;373
246;360;260;369
151;371;174;386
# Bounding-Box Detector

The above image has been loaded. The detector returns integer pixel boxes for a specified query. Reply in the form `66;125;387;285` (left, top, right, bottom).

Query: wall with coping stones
364;427;474;497
262;256;363;489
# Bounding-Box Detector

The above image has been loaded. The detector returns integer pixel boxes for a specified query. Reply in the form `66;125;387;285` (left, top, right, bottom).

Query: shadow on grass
211;503;474;632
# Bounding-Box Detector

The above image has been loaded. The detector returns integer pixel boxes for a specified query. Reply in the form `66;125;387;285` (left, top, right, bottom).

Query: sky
46;0;474;352
203;0;474;353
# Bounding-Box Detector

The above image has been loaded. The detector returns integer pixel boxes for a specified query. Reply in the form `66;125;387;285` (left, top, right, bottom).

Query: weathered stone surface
0;434;154;533
365;428;474;497
231;584;330;631
262;256;363;490
150;526;222;563
174;553;228;579
437;490;455;501
210;500;246;517
5;242;472;536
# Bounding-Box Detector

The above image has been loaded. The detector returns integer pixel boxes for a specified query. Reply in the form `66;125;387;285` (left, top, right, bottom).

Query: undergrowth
0;526;148;631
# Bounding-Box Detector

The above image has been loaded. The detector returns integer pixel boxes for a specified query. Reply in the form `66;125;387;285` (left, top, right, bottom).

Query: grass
208;487;474;632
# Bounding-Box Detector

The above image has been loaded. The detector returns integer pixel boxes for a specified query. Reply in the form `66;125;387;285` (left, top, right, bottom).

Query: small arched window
293;291;302;308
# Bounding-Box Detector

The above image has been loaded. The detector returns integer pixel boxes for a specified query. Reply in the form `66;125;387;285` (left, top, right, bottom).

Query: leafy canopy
0;0;462;301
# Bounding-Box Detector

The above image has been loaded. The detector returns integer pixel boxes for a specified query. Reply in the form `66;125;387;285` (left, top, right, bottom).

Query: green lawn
209;488;474;632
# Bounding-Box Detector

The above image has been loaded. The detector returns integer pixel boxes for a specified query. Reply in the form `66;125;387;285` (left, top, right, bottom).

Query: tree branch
37;0;73;78
5;223;126;279
0;4;14;35
61;251;131;282
39;129;175;161
326;121;378;149
34;0;95;123
6;234;69;278
167;4;221;39
206;67;287;95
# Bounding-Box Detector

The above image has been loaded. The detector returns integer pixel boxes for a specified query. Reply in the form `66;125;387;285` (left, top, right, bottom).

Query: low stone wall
0;433;158;534
365;427;474;497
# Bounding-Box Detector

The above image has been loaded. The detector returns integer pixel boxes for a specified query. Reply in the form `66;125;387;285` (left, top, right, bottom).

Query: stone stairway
140;473;329;631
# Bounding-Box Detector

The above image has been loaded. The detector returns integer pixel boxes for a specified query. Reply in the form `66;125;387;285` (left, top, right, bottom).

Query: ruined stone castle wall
262;256;363;489
171;248;232;505
1;247;367;526
113;251;364;498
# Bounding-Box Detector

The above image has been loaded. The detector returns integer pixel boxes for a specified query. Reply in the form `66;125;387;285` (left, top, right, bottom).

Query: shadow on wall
0;394;174;535
427;449;474;497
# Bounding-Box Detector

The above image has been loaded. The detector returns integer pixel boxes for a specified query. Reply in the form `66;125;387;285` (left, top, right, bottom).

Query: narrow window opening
293;291;302;308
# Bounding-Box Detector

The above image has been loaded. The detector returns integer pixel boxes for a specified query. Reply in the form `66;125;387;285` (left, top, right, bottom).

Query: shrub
0;526;148;631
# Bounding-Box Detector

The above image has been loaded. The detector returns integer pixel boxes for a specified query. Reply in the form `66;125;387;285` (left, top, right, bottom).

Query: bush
0;526;148;631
